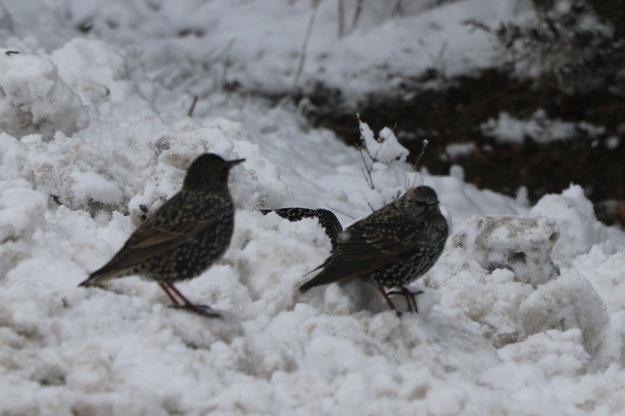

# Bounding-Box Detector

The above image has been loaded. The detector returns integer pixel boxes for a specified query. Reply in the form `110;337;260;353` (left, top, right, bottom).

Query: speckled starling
299;186;448;313
79;153;244;317
261;208;342;251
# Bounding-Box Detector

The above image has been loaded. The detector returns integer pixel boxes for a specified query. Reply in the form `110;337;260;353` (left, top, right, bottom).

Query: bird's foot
377;287;403;317
169;304;222;318
387;288;423;313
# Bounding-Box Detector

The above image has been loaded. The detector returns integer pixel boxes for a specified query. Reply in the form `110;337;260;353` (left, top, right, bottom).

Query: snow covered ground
1;1;624;415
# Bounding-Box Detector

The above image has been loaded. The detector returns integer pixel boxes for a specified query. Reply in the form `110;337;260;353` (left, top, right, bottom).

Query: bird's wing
90;195;223;278
335;217;423;273
300;209;425;292
94;218;217;276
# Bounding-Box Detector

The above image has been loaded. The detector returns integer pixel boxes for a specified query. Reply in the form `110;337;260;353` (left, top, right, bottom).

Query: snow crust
481;110;606;144
0;50;88;140
1;1;624;415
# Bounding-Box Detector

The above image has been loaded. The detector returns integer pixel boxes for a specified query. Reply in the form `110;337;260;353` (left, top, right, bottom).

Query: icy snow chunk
531;184;607;259
70;170;123;205
481;110;604;144
0;179;46;243
139;118;287;212
0;49;88;139
452;215;559;286
51;38;131;105
445;142;475;159
358;120;409;163
519;270;609;357
573;245;625;312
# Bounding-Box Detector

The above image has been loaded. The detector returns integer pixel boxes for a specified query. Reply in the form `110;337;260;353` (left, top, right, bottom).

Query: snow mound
481;110;604;144
451;215;559;286
429;214;561;348
519;270;609;357
359;119;409;164
51;38;132;106
0;49;88;139
531;184;607;259
0;116;285;218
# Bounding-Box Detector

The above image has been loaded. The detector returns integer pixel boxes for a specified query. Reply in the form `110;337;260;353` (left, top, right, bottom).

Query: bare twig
409;139;429;188
391;0;404;17
292;0;321;97
414;139;429;171
350;0;363;31
462;19;493;34
359;148;375;189
337;0;345;39
219;39;236;90
187;95;199;117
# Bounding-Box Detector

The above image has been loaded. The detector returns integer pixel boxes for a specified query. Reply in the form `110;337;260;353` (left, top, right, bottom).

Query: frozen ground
1;1;625;415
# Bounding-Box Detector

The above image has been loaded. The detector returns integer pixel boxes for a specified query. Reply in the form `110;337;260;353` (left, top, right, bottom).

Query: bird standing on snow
299;186;448;313
79;153;244;318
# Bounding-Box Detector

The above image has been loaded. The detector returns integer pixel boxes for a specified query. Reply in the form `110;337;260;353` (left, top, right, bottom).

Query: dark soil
299;69;625;227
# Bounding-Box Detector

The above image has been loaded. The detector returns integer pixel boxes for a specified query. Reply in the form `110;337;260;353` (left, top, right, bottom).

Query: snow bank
481;110;605;144
1;2;625;415
531;184;608;259
453;215;560;286
429;213;559;349
51;39;132;107
0;49;88;139
519;270;609;357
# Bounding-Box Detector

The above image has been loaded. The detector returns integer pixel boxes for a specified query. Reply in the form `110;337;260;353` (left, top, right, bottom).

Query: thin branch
187;95;199;117
359;148;375;189
414;139;429;171
292;1;320;97
219;39;236;90
350;0;363;32
391;0;404;17
337;0;345;39
410;139;429;188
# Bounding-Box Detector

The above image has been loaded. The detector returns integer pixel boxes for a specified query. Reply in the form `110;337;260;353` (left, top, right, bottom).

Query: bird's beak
226;158;245;168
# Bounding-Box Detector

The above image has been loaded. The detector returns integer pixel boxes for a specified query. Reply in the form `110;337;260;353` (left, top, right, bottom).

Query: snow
481;110;606;144
445;142;476;159
0;50;88;140
1;1;625;415
531;184;608;260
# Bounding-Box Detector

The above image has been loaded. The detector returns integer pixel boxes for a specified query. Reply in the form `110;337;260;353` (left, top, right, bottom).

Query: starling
261;208;342;251
299;186;448;313
79;153;244;317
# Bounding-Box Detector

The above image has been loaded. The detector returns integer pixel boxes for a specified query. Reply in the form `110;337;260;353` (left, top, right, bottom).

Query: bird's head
402;186;440;209
183;153;245;190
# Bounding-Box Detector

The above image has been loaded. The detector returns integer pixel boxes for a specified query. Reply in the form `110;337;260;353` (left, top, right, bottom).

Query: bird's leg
159;283;181;305
166;283;221;318
386;287;424;313
377;287;402;317
401;287;421;313
404;289;415;313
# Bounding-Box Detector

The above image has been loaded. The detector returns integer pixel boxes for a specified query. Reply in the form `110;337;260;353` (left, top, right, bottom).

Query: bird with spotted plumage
299;186;448;314
79;153;244;318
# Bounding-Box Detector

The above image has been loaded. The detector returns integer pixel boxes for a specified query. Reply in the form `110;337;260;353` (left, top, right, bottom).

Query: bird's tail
78;266;122;288
299;264;344;293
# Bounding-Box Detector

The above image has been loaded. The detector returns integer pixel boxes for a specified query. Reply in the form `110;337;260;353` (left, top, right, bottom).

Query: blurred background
2;0;623;225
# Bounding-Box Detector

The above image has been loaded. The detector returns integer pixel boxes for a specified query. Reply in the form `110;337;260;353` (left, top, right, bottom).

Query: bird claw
386;289;423;297
386;288;423;314
169;304;222;318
